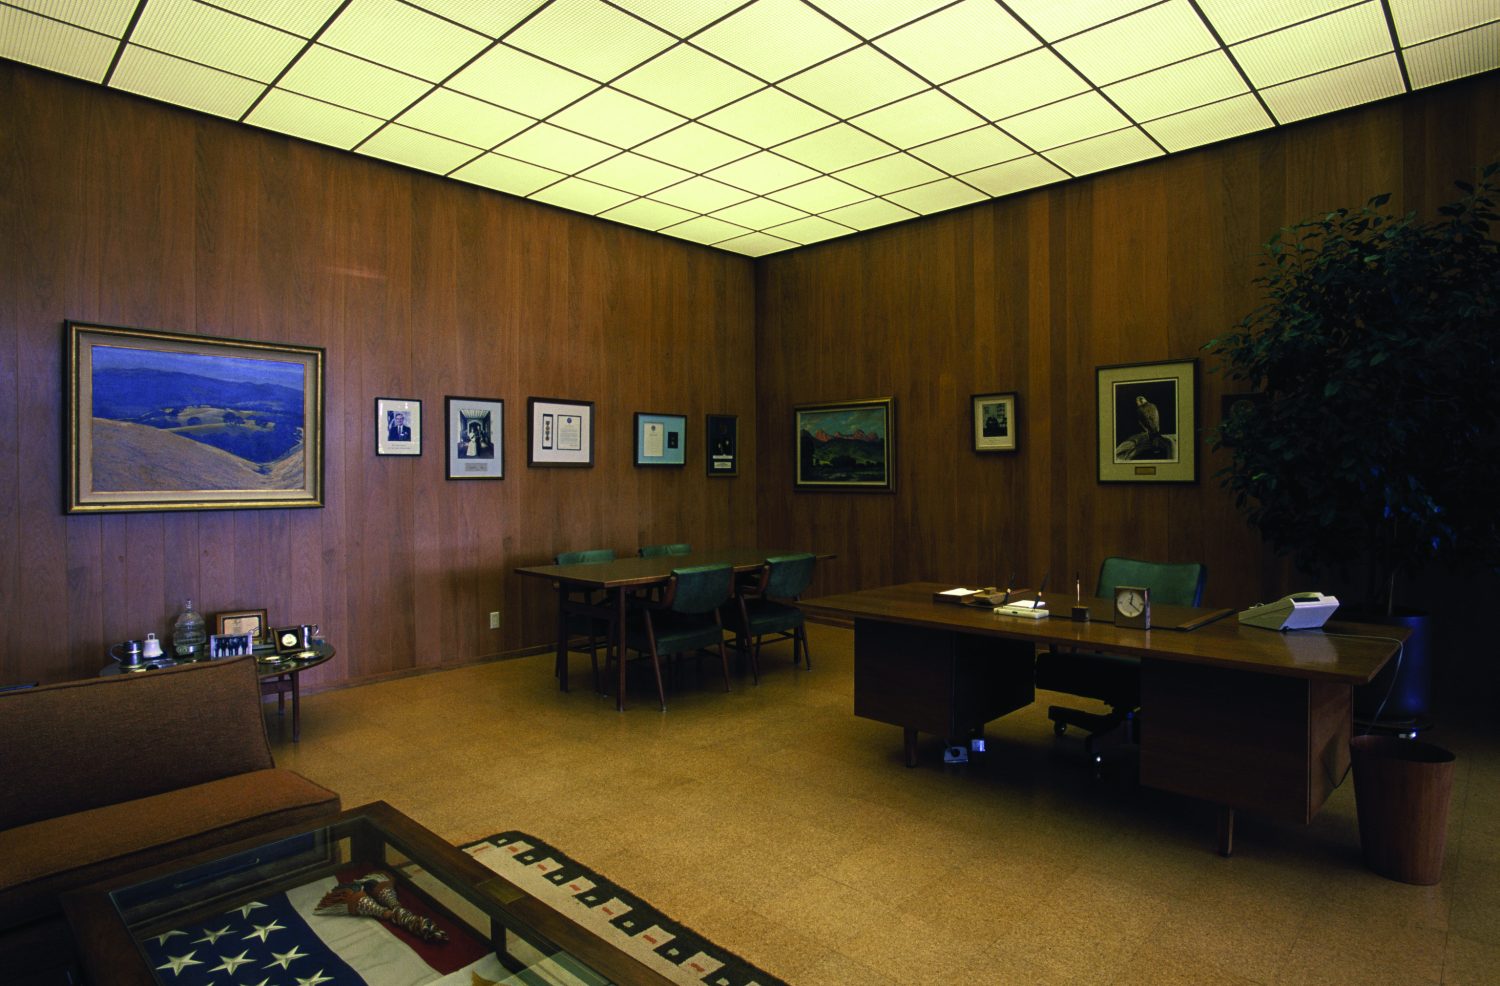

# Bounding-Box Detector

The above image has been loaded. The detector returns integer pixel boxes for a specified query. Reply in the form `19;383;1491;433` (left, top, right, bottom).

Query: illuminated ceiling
2;1;1496;257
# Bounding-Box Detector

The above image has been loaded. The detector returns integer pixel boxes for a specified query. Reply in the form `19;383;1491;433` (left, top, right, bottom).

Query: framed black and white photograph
971;391;1018;452
706;414;738;476
208;631;255;659
445;396;503;480
635;412;686;467
376;398;421;456
1096;359;1197;483
66;321;324;513
528;397;593;467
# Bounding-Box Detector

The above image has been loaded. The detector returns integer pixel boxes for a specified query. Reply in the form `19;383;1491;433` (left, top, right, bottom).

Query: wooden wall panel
756;72;1500;611
0;63;754;688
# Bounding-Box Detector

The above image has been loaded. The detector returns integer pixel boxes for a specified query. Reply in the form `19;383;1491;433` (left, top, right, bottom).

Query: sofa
0;655;340;971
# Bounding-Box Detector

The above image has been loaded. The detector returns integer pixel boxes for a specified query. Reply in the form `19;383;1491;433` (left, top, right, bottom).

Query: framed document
528;397;593;467
706;414;737;476
635;412;686;467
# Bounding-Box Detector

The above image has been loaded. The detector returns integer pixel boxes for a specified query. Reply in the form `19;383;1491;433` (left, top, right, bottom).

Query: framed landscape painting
1096;358;1197;483
794;397;894;492
67;321;324;513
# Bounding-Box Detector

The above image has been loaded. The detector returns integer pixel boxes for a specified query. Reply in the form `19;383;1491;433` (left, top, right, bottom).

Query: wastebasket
1349;735;1456;885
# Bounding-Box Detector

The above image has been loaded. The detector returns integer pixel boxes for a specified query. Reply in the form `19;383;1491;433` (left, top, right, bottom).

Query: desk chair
728;553;816;683
639;543;691;558
1034;556;1207;763
620;564;733;711
554;549;615;692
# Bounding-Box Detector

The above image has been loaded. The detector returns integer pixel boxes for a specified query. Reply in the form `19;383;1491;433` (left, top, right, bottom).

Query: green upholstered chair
621;564;733;711
728;553;816;684
554;549;616;692
1034;556;1206;763
638;543;691;558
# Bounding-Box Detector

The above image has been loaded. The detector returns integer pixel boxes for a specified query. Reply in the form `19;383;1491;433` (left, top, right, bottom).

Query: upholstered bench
0;655;340;972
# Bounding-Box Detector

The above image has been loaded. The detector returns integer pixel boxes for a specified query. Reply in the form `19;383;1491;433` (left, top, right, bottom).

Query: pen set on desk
1071;571;1091;621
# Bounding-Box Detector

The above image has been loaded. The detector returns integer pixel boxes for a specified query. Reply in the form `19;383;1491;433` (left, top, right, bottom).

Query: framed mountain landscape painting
794;397;895;492
67;321;325;513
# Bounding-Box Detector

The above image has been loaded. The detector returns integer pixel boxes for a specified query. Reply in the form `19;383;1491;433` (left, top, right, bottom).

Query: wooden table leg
292;669;304;738
615;589;628;712
555;586;570;693
1217;806;1235;857
904;727;919;767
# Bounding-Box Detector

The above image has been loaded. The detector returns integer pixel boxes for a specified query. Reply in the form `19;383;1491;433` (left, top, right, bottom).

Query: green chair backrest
640;543;691;558
668;564;733;614
1096;556;1206;607
556;548;615;565
763;553;816;598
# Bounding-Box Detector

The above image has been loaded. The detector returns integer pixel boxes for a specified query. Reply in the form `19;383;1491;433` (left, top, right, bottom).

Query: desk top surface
516;548;826;588
800;581;1404;685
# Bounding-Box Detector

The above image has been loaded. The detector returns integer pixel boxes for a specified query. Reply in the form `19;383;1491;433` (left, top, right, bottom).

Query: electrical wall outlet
488;611;500;629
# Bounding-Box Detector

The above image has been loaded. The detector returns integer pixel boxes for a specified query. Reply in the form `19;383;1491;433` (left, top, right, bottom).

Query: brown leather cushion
0;769;339;931
0;657;277;831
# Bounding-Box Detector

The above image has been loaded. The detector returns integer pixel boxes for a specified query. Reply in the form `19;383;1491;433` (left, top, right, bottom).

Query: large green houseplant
1206;164;1500;619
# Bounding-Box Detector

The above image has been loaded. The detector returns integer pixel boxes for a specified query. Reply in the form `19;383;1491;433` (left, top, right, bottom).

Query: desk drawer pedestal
1140;660;1351;826
853;620;1034;766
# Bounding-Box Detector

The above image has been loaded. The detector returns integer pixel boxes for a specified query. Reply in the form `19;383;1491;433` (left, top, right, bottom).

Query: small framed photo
635;412;686;467
445;396;503;480
1096;358;1197;483
706;414;738;477
215;608;268;643
376;398;421;456
971;391;1018;452
794;397;895;492
528;397;594;467
208;631;254;659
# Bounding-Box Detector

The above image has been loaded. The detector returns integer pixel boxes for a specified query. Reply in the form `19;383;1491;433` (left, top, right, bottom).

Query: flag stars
266;945;307;969
210;950;255;973
296;971;335;986
152;929;189;946
245;919;286;942
193;925;234;944
235;900;268;919
155;951;203;975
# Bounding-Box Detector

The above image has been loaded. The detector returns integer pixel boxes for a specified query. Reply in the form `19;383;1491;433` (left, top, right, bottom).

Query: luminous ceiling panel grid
0;0;1495;256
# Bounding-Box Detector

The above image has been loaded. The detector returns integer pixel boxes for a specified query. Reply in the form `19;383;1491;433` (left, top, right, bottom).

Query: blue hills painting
90;345;308;492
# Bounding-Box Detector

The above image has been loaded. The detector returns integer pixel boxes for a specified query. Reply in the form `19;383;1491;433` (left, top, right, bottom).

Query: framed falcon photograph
1096;358;1197;483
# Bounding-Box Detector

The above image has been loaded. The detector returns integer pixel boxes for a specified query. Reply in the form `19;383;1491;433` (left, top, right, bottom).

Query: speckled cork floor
269;623;1500;985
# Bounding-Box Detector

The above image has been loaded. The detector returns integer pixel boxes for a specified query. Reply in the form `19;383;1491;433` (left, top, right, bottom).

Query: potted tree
1205;163;1500;729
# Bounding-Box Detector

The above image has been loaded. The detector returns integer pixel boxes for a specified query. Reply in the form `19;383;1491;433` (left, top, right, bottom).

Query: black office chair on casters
1035;556;1207;764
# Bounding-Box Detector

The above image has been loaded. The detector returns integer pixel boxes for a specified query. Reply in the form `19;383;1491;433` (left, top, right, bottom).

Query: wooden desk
799;582;1406;854
516;549;824;710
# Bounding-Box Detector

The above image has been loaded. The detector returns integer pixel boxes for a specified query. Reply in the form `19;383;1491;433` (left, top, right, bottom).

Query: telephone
1237;592;1339;631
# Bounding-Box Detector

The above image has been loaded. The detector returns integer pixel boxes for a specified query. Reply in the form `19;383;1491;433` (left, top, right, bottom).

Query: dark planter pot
1351;610;1431;733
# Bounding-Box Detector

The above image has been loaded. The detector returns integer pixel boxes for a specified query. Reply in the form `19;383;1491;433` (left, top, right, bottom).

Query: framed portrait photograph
66;321;324;513
706;414;738;477
1096;359;1197;483
972;391;1018;452
445;396;503;480
208;631;255;660
376;398;422;456
794;397;895;492
215;608;269;643
528;397;593;467
635;412;686;467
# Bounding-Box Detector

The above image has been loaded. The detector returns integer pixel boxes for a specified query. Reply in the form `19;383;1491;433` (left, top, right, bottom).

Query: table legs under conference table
851;617;1354;856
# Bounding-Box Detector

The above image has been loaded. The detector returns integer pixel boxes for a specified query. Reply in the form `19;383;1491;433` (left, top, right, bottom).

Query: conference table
515;549;827;710
797;582;1407;855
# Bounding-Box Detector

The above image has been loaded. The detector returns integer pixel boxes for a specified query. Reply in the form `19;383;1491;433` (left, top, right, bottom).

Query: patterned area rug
463;832;788;986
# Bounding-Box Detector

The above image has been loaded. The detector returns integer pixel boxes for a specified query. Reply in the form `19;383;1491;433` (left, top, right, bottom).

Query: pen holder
1071;605;1090;622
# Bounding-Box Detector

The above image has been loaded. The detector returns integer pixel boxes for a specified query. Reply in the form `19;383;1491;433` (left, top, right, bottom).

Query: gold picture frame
67;321;324;512
215;608;269;644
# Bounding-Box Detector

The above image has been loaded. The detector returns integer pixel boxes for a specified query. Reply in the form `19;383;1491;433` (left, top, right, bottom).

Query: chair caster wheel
1054;721;1067;736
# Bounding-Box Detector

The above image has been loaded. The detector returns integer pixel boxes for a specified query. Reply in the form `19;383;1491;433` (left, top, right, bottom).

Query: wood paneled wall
0;63;755;688
755;72;1500;611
